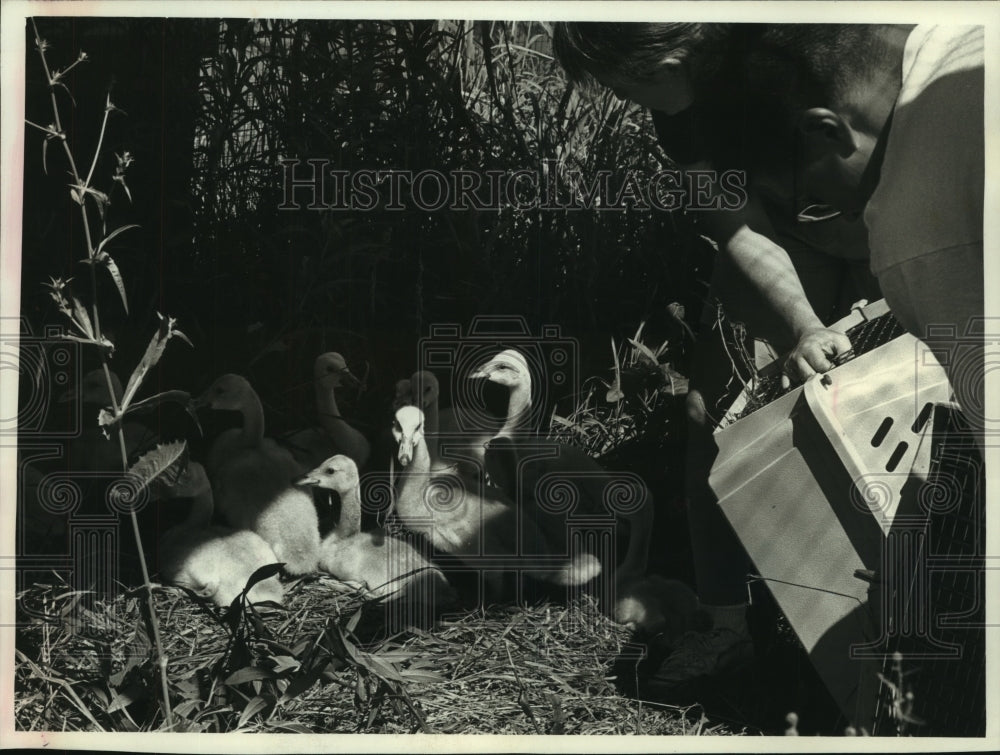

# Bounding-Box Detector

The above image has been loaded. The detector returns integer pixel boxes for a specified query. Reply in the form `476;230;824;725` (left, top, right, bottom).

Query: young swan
296;454;453;603
613;575;712;648
392;405;600;586
159;461;284;607
194;374;320;574
403;370;496;476
285;353;371;470
471;349;655;585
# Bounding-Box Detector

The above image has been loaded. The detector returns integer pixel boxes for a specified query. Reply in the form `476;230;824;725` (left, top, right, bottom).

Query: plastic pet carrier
709;299;985;735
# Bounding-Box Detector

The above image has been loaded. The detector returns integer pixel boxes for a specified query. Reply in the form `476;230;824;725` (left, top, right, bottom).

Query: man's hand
780;327;853;388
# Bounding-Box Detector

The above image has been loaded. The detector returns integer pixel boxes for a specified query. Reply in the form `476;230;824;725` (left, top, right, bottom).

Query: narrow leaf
627;338;660;368
277;668;323;704
271;722;314;734
243;563;284;593
236;694;274;729
107;682;148;713
120;313;189;411
70;293;95;339
362;653;405;683
345;607;363;634
95;224;140;256
120;389;193;418
225;667;276;687
269;655;300;675
102;256;129;314
354;675;368;703
399;669;444;684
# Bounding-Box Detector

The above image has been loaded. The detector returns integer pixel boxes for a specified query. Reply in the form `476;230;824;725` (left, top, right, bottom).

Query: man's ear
799;108;857;158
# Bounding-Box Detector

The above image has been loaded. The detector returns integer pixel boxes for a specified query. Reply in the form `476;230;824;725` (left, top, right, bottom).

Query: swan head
295;454;359;493
392;405;425;467
314;352;359;390
192;373;255;412
59;368;123;405
408;370;440;409
468;349;531;389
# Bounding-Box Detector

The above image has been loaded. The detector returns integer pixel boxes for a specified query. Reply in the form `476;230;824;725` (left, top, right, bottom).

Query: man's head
714;25;908;216
552;23;908;215
551;22;726;114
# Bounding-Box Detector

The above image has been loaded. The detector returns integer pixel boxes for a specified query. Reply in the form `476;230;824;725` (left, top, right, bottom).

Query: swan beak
190;391;212;411
294;473;320;487
468;361;495;379
397;437;414;467
340;367;360;388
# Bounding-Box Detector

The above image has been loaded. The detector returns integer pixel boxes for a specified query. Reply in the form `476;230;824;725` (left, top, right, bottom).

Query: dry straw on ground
15;574;735;736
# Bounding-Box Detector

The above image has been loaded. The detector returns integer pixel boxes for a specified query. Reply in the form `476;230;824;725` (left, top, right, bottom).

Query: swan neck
424;399;440;461
317;380;342;420
241;389;266;446
501;383;531;436
336;484;362;537
398;437;431;509
411;436;431;473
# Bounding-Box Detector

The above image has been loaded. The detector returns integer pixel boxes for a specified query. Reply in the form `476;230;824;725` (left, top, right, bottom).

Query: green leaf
120;313;191;412
236;694;274;729
243;562;284;595
361;653;405;683
277;667;323;703
107;681;148;713
119;389;192;420
95;224;139;257
115;174;133;203
68;292;95;340
627;338;660;368
173;699;201;717
354;675;368;704
225;667;276;687
100;255;129;314
345;607;363;634
399;669;443;684
659;364;690;397
269;655;300;675
270;722;314;734
126;441;188;493
328;623;359;664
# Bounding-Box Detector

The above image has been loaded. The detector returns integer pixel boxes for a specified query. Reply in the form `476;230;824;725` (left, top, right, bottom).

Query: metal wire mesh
872;406;985;736
734;311;907;422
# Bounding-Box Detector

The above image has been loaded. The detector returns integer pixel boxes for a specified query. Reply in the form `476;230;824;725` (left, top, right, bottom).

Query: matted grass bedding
14;574;738;736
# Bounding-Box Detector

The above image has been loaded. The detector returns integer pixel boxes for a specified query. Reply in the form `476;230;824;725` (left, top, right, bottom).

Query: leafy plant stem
31;16;174;730
84;94;112;190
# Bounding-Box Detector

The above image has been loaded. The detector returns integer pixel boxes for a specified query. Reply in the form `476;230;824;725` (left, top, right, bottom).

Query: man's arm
703;195;853;385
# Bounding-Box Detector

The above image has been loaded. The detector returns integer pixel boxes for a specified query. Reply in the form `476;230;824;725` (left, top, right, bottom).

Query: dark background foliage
21;16;718;576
